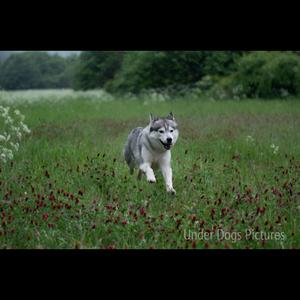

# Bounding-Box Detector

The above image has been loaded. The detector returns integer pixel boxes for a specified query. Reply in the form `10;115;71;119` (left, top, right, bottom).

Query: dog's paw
167;187;176;195
147;178;156;184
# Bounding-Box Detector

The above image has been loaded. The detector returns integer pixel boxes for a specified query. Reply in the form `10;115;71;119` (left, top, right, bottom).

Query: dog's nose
167;138;172;144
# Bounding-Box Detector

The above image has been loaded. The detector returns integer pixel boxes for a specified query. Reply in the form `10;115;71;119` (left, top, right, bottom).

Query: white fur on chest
141;146;171;166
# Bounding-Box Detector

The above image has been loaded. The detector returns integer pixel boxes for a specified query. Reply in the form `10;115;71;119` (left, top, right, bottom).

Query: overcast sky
0;51;80;57
47;51;81;56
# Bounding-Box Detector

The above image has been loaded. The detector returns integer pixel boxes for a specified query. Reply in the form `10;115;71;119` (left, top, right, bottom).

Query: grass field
1;90;300;249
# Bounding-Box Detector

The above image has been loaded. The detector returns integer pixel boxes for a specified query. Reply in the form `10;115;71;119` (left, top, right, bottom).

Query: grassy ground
1;91;300;249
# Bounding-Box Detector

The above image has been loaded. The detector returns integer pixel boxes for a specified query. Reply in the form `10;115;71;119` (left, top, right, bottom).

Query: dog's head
148;112;179;151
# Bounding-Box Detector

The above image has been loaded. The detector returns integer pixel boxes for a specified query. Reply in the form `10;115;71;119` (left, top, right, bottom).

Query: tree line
0;52;77;90
1;51;300;98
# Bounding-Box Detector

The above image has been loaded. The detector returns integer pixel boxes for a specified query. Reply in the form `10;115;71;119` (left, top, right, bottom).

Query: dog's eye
170;130;174;133
159;130;164;134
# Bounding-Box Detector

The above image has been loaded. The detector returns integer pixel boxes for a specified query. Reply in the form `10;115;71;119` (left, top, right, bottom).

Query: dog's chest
146;151;170;167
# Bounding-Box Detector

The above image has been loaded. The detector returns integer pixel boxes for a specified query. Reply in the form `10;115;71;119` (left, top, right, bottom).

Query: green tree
201;51;243;76
0;52;77;90
233;51;300;98
73;51;124;90
106;51;243;94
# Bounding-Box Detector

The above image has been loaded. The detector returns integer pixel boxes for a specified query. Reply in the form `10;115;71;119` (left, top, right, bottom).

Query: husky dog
124;112;179;194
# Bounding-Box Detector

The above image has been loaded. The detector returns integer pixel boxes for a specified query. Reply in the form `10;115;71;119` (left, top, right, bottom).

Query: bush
73;51;124;90
0;105;31;163
105;52;203;93
232;51;300;98
106;51;243;94
201;51;243;76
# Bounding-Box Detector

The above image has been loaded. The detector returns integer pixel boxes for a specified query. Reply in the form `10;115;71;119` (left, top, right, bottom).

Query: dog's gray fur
124;112;179;194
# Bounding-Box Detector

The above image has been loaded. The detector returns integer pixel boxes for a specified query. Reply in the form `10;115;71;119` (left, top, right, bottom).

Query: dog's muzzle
160;140;172;150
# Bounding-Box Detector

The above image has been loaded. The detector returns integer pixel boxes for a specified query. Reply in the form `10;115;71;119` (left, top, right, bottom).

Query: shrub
233;51;300;98
106;51;243;94
73;51;124;90
105;51;203;93
0;106;31;163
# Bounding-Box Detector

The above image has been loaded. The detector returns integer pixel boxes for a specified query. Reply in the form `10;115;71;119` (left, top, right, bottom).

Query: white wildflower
1;148;13;160
0;153;7;163
6;150;13;160
16;131;22;140
20;122;31;134
0;89;115;105
0;106;9;116
10;142;19;151
0;105;30;163
271;144;279;155
4;116;13;125
10;126;18;132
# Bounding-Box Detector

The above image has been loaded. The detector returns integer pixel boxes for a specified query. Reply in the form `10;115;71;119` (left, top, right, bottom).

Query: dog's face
148;112;179;151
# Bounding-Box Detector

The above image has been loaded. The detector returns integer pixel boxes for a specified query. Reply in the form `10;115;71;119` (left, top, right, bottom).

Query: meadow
0;90;300;249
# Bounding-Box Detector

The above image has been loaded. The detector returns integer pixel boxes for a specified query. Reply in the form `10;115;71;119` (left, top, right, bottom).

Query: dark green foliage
73;51;124;90
201;51;243;76
71;51;243;94
0;52;77;90
2;51;300;99
105;51;203;93
105;51;243;94
232;51;300;98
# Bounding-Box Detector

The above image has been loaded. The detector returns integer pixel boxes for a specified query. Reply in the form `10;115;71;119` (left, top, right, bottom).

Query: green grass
1;94;300;249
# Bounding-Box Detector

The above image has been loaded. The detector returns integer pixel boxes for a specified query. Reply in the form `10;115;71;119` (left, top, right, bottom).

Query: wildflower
0;106;9;117
43;213;49;221
270;144;279;155
6;150;13;160
140;207;146;216
0;105;30;163
10;142;19;151
4;116;13;125
20;122;31;134
1;148;13;160
246;135;255;143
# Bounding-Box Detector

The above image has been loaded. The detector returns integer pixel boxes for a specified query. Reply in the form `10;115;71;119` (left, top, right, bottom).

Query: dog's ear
149;113;154;123
149;113;155;132
167;112;175;121
150;113;158;123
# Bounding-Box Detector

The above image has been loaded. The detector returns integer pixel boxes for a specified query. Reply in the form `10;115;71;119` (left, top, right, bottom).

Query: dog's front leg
139;163;156;183
160;162;176;195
